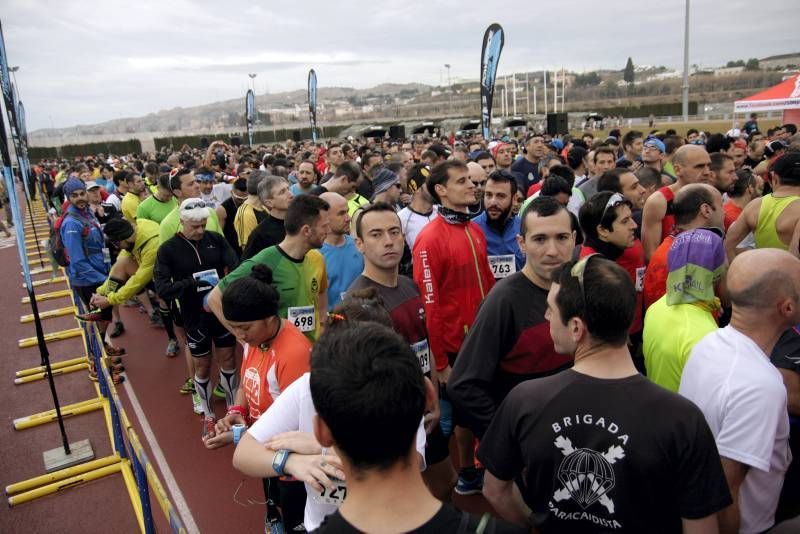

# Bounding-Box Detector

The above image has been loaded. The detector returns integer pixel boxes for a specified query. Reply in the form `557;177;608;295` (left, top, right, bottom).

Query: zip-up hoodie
412;213;495;371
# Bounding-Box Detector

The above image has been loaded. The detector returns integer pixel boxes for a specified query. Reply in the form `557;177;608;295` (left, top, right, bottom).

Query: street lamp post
682;0;691;122
444;64;452;114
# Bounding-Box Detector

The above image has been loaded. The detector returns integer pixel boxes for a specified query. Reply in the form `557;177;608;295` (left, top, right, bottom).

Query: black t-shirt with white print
312;503;526;533
477;370;731;533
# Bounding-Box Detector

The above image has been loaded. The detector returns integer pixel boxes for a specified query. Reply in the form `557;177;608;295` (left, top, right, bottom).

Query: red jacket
413;216;495;371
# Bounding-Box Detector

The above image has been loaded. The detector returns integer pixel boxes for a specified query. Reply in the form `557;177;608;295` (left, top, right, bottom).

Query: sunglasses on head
183;200;207;210
600;193;626;222
570;253;600;304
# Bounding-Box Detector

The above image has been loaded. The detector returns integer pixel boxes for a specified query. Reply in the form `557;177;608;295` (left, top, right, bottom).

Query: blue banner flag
245;89;255;147
308;69;318;142
480;23;505;140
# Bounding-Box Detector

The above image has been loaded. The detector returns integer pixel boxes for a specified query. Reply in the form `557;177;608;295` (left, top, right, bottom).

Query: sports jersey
136;195;177;224
643;235;674;311
398;205;438;251
218;245;327;342
234;202;268;248
240;322;311;420
448;272;572;438
723;200;743;232
320;236;363;311
412;215;495;371
347;275;431;374
96;218;160;306
120;191;141;222
657;186;676;241
473;212;525;277
643;294;718;392
754;194;800;250
242;214;286;260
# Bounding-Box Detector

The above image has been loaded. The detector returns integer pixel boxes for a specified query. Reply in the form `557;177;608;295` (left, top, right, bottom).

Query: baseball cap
428;143;452;159
643;137;666;153
85;181;101;190
180;198;211;222
764;140;788;158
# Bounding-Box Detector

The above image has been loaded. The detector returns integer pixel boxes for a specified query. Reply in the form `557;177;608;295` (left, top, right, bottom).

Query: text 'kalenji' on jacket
412;214;495;372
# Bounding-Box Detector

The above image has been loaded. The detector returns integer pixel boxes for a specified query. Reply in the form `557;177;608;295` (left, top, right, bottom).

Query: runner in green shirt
136;174;177;224
208;195;331;342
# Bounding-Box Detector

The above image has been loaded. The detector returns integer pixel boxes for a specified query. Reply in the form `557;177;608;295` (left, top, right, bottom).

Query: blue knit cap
63;177;86;197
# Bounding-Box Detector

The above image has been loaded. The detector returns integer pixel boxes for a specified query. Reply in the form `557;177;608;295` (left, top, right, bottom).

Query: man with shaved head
680;249;800;534
320;192;363;310
642;145;713;261
467;161;487;215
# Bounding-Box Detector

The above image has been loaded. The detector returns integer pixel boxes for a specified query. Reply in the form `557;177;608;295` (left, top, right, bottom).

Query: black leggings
262;477;306;530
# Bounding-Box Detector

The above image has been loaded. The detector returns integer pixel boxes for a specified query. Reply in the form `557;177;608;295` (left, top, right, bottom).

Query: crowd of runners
31;116;800;533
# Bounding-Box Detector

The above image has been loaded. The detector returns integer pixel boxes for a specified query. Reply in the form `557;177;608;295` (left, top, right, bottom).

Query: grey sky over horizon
3;0;798;132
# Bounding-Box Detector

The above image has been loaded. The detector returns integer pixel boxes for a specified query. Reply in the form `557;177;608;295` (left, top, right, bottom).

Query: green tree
726;59;745;68
623;57;635;84
745;58;760;71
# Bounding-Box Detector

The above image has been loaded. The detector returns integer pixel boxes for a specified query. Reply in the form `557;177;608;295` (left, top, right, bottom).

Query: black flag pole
0;94;71;456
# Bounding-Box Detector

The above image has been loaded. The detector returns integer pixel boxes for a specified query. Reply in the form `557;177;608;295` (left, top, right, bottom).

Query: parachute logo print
553;435;625;514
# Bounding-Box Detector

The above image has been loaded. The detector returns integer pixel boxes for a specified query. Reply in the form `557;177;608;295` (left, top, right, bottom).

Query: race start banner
480;23;505;140
245;89;254;147
308;69;318;142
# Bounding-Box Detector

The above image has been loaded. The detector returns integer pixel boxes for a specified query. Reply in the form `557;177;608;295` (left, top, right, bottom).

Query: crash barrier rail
5;204;187;534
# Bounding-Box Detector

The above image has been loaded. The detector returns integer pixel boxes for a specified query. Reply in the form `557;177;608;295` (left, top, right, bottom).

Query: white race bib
315;478;347;506
102;247;111;264
635;267;646;292
193;269;219;293
411;339;431;374
489;254;516;279
288;305;315;332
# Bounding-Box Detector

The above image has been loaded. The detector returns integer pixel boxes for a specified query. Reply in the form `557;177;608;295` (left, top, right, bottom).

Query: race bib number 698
288;306;315;332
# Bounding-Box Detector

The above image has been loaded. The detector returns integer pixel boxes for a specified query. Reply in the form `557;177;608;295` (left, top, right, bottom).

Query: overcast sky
3;0;798;132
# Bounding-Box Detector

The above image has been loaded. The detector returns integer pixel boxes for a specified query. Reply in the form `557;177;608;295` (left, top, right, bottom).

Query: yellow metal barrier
16;356;87;377
24;276;67;288
14;362;88;384
13;399;104;430
20;306;77;323
120;460;146;533
5;454;121;495
18;327;83;348
22;288;73;303
7;462;122;506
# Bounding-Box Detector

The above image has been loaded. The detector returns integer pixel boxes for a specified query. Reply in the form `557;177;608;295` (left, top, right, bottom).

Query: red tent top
735;73;800;112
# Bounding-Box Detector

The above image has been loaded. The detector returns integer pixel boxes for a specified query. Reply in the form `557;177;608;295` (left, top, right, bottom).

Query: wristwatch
232;423;245;445
272;449;291;476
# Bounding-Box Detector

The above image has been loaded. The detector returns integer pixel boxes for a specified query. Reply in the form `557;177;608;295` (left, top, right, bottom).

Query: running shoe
179;377;194;395
76;309;105;322
149;311;164;327
454;468;484;496
103;344;126;357
109;321;125;338
192;391;203;414
265;519;285;534
202;415;216;441
165;338;180;358
212;384;226;399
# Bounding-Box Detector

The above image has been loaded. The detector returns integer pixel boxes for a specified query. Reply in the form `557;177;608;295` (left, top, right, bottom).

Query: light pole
681;0;690;122
9;66;19;90
248;73;257;93
444;64;452;114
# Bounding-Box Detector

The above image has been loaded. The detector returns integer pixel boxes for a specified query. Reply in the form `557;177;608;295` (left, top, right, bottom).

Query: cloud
1;0;797;131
